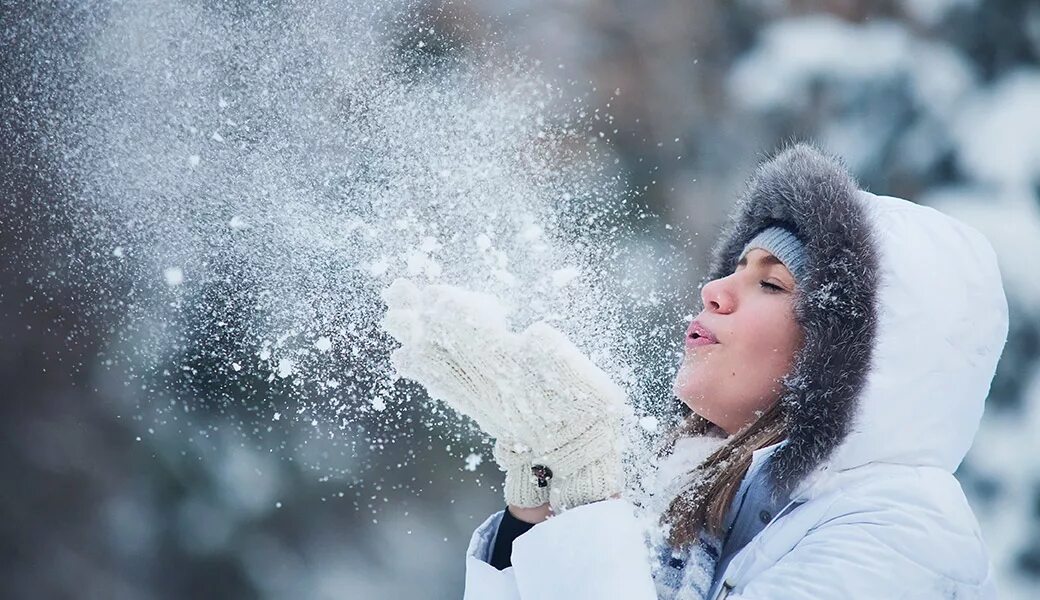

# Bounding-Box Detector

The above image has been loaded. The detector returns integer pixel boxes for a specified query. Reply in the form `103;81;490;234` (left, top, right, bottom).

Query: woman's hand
380;277;630;513
381;277;550;507
508;502;552;524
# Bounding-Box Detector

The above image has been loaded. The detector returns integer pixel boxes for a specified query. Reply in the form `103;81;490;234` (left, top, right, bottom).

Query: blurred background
3;0;1040;598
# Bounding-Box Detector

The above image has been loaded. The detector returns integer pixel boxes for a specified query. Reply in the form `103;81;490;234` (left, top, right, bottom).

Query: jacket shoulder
725;466;997;599
814;465;993;586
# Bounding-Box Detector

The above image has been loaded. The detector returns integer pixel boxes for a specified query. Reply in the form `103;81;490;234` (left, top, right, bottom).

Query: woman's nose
700;276;734;313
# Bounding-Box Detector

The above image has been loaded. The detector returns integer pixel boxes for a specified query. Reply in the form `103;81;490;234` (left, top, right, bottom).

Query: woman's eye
760;281;783;292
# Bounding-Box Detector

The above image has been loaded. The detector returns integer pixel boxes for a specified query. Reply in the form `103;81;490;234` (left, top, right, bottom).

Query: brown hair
659;400;786;548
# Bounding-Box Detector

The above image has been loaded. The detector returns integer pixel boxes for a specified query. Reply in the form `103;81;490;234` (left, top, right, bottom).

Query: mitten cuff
503;466;552;508
494;439;551;508
548;452;623;512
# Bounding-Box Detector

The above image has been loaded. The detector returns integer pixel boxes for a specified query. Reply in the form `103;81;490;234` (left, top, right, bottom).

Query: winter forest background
3;0;1040;598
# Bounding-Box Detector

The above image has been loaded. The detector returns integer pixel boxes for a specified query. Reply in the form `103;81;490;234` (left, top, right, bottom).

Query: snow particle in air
163;267;184;286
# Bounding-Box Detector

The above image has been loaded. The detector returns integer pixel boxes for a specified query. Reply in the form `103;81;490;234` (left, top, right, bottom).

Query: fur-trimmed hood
704;142;1009;501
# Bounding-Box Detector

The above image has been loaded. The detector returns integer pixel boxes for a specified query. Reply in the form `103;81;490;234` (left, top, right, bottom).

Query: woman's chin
671;380;691;403
672;384;703;414
672;368;703;402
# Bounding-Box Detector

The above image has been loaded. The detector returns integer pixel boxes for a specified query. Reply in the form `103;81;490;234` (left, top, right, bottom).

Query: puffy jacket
463;143;1009;599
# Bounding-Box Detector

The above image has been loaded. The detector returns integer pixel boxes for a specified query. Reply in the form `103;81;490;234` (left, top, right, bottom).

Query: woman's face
673;248;805;435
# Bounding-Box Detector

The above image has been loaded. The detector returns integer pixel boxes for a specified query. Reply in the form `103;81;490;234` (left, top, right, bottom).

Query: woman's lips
685;319;719;348
686;335;718;348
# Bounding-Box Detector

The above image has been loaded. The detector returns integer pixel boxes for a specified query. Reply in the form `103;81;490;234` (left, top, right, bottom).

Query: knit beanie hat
737;225;808;286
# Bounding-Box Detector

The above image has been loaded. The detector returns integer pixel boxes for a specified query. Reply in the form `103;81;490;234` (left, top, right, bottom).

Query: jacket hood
703;142;1009;500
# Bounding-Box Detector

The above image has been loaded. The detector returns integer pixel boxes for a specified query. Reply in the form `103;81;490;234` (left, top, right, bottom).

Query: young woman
381;142;1009;599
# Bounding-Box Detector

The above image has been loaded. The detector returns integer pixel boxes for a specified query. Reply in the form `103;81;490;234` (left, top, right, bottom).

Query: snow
728;17;913;111
163;267;184;286
638;415;660;433
952;69;1040;188
518;223;543;242
405;251;442;279
418;236;441;253
901;0;978;26
551;266;580;288
368;257;389;277
728;16;976;170
464;453;483;471
640;434;728;520
922;186;1040;316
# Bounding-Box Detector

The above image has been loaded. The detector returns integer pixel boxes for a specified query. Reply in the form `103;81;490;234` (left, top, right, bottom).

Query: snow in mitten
380;277;629;512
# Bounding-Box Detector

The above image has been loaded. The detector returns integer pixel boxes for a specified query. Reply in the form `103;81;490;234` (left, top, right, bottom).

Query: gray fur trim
702;142;882;497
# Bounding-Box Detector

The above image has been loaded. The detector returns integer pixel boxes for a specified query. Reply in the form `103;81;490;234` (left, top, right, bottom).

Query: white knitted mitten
380;277;628;512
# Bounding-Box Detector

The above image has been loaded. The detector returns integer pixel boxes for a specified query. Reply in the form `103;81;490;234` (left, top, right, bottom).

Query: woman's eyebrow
737;253;783;267
737;253;795;287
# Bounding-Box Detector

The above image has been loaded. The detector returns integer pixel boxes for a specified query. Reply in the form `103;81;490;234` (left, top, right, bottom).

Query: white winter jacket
463;146;1009;599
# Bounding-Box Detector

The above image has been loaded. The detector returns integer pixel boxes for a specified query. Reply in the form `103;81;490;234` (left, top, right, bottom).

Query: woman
381;142;1009;599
